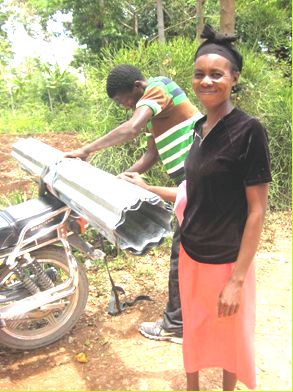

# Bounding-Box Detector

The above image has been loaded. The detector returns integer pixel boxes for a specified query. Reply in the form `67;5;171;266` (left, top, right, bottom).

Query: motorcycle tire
0;245;89;350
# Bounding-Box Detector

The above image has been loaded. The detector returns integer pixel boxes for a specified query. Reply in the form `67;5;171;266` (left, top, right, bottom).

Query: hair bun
200;24;237;44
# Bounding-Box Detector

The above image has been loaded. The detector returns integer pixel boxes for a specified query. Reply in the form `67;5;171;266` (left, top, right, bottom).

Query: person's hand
117;172;149;190
217;280;243;318
60;148;90;161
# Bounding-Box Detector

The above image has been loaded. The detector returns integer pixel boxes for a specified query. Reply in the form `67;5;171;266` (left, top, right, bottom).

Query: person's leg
223;369;237;391
139;222;183;343
187;371;200;391
161;221;182;333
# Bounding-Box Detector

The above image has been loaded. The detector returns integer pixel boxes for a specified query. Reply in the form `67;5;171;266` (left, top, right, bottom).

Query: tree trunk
156;0;165;43
8;85;16;118
47;89;53;112
133;11;138;36
0;67;16;118
220;0;235;34
196;0;204;43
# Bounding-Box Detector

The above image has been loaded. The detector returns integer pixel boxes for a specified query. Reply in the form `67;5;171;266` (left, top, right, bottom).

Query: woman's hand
217;183;269;319
117;172;149;190
217;280;243;318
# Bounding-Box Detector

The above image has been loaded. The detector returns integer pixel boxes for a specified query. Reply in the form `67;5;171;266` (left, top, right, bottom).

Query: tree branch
121;22;134;31
149;15;195;43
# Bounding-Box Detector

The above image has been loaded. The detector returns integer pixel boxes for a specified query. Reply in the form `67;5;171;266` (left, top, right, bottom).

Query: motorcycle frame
0;205;80;321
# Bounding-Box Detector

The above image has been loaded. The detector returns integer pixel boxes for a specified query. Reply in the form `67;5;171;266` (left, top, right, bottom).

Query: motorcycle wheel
0;245;89;350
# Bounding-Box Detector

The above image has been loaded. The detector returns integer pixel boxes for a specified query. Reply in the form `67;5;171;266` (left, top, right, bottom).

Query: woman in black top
119;24;271;391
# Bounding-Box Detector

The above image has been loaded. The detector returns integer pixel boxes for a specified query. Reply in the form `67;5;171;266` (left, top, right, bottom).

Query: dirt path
0;134;291;391
0;134;83;196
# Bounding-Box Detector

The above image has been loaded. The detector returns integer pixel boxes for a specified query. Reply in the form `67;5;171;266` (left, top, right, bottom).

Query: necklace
195;119;220;147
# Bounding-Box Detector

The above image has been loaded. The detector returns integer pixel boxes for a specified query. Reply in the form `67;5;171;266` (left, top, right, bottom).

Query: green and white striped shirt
136;76;203;184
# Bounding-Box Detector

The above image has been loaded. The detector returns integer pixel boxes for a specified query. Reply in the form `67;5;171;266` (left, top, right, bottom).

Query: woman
119;24;271;391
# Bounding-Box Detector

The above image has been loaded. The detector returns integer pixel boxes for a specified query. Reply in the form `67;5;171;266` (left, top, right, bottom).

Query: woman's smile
193;54;239;110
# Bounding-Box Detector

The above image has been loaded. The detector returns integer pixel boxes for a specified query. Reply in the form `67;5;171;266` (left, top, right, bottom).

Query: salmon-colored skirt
179;245;256;390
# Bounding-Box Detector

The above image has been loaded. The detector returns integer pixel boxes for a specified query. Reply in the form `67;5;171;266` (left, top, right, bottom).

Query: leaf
85;338;91;346
75;352;88;363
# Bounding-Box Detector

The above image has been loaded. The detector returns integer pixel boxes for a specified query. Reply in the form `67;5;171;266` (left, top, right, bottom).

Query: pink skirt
179;245;256;390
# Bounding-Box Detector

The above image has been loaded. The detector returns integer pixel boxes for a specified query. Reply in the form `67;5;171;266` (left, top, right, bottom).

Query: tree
8;0;292;67
12;0;198;51
156;0;164;43
38;63;81;110
220;0;235;34
12;0;159;53
196;0;204;42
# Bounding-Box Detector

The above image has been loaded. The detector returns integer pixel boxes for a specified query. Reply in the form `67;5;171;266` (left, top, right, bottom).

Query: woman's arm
218;182;269;318
117;172;178;202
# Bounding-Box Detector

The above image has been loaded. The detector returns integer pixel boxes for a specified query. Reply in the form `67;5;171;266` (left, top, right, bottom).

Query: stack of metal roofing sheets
11;138;173;256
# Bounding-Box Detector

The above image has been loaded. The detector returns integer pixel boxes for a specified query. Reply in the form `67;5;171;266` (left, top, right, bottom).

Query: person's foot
139;321;183;344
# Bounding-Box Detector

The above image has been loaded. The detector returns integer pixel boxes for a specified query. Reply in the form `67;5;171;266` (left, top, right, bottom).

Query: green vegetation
0;1;291;209
0;37;291;208
0;186;37;209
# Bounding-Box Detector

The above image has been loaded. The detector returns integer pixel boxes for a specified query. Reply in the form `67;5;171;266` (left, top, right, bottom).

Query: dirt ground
0;134;291;391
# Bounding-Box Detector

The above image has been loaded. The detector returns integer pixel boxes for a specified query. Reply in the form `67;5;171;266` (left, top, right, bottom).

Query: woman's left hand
218;280;243;318
117;172;149;190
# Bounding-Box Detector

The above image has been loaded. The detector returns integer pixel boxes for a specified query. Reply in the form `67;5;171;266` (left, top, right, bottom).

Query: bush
86;39;292;208
236;1;292;68
235;48;292;209
0;38;291;208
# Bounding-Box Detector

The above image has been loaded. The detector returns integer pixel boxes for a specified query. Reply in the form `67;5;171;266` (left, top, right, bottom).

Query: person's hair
106;64;146;98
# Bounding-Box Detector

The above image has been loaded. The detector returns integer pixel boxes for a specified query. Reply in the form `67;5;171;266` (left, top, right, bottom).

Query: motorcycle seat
0;193;65;251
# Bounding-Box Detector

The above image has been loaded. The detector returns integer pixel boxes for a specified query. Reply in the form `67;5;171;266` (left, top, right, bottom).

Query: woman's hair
106;64;146;98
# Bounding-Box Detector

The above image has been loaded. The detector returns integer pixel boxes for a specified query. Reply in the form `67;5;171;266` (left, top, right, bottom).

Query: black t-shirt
180;108;272;265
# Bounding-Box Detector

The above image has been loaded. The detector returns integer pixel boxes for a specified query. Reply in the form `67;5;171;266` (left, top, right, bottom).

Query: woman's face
192;54;239;110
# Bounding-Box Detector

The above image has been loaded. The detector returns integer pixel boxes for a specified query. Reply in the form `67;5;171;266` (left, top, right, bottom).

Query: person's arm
117;172;177;202
218;183;269;318
126;138;160;174
63;106;153;160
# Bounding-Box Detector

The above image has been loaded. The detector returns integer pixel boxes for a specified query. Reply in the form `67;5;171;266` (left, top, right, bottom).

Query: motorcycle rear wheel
0;245;89;350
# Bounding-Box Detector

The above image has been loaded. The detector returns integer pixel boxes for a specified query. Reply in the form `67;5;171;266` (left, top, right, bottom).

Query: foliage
0;34;291;209
0;56;91;133
0;185;37;208
12;0;160;53
11;1;291;63
233;48;292;209
71;38;293;208
202;0;221;31
0;0;11;43
12;0;197;52
235;0;292;69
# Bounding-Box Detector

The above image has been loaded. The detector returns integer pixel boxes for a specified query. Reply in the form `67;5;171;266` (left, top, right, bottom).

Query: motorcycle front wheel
0;245;89;350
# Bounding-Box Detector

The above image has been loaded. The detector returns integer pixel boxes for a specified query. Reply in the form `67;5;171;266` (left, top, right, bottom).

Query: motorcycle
0;192;104;350
0;138;173;351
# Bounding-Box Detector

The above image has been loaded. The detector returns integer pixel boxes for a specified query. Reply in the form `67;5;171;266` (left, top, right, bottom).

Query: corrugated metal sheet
12;138;173;256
